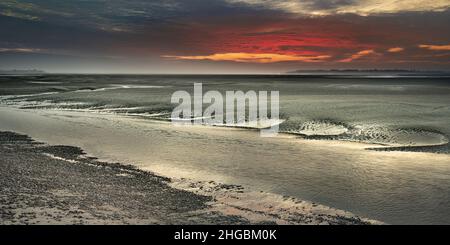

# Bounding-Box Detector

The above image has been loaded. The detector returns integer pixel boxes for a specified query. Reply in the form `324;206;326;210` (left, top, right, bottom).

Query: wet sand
0;131;372;225
0;131;252;225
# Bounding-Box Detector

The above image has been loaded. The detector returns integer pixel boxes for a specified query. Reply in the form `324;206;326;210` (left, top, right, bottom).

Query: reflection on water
0;107;449;224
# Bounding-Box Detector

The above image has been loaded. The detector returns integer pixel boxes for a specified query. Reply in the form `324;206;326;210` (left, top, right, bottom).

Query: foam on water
74;84;166;93
349;126;449;147
281;119;350;136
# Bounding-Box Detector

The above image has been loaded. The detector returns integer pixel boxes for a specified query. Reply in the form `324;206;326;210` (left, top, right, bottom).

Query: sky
0;0;449;74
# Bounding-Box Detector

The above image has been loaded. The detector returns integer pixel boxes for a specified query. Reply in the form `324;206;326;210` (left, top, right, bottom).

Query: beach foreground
0;131;251;225
0;131;372;225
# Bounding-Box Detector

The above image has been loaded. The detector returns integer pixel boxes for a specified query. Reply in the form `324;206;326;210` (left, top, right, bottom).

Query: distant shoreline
1;68;450;76
0;69;46;75
1;73;450;78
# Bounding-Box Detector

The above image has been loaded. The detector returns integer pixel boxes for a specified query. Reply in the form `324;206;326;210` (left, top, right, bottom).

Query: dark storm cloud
1;0;182;31
0;0;266;52
0;0;449;73
0;0;264;32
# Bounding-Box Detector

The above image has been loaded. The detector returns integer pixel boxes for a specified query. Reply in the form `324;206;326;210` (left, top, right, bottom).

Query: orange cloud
387;47;404;53
339;49;378;62
162;52;331;63
419;44;450;51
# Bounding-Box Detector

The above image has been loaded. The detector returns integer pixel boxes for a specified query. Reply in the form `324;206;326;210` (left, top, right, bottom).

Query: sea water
1;74;450;224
